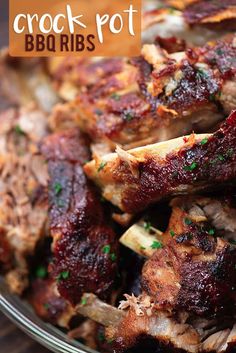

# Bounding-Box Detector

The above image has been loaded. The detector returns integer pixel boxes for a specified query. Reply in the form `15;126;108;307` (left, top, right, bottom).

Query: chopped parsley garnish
218;154;225;161
140;246;146;250
98;333;105;342
94;109;103;116
14;125;25;135
143;221;151;232
57;270;70;281
102;245;111;254
209;93;216;102
197;68;209;79
216;48;223;56
36;265;48;279
107;338;114;344
110;253;117;262
170;230;175;237
208;229;215;235
43;303;50;310
110;93;120;101
184;162;198;171
57;199;65;208
81;297;87;306
200;137;208;145
123;112;134;122
151;240;163;249
184;218;192;225
226;148;234;157
97;161;107;172
54;182;62;196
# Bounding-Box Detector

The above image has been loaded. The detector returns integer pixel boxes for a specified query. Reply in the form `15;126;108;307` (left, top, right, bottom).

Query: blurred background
0;1;49;352
0;0;8;47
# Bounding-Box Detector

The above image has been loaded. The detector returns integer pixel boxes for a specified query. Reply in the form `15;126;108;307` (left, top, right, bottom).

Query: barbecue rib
41;129;118;305
103;196;236;352
84;111;236;214
73;196;236;353
50;34;236;151
166;0;236;27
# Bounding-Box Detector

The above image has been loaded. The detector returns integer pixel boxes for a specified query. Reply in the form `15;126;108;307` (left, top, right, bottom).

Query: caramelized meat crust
142;206;236;317
41;129;118;305
29;278;69;325
52;35;236;150
183;0;236;25
85;111;236;213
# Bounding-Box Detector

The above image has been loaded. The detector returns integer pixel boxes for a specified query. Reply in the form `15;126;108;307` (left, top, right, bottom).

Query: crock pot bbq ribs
41;129;118;305
1;1;236;353
49;34;236;152
75;195;236;353
84;111;236;214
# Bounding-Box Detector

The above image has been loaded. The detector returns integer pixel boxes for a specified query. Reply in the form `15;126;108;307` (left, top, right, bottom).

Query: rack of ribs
41;129;118;305
84;111;236;214
49;34;236;151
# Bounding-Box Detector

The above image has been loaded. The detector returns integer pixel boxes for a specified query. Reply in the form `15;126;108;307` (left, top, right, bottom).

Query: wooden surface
0;1;50;352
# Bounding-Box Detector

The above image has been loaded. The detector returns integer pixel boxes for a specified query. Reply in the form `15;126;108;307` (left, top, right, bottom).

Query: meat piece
54;35;236;151
41;129;118;305
0;107;48;294
142;202;236;318
0;51;59;113
47;57;128;101
164;0;236;29
84;111;236;214
103;196;236;353
29;278;73;326
109;307;200;353
183;0;236;27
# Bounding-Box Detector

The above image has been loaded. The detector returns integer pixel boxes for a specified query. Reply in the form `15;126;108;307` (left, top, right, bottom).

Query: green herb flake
81;297;87;306
197;68;208;79
218;154;225;161
97;161;107;172
54;182;62;196
209;93;216;102
110;253;117;262
57;199;65;208
216;48;223;56
170;230;175;237
140;246;146;250
110;93;120;101
43;303;50;310
184;218;192;226
57;270;70;281
14;125;25;135
102;245;111;254
123;112;133;122
151;240;163;249
208;229;215;235
184;162;198;171
36;265;48;279
200;137;208;145
143;221;151;232
107;338;114;344
94;109;103;116
98;333;105;342
226;148;234;157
